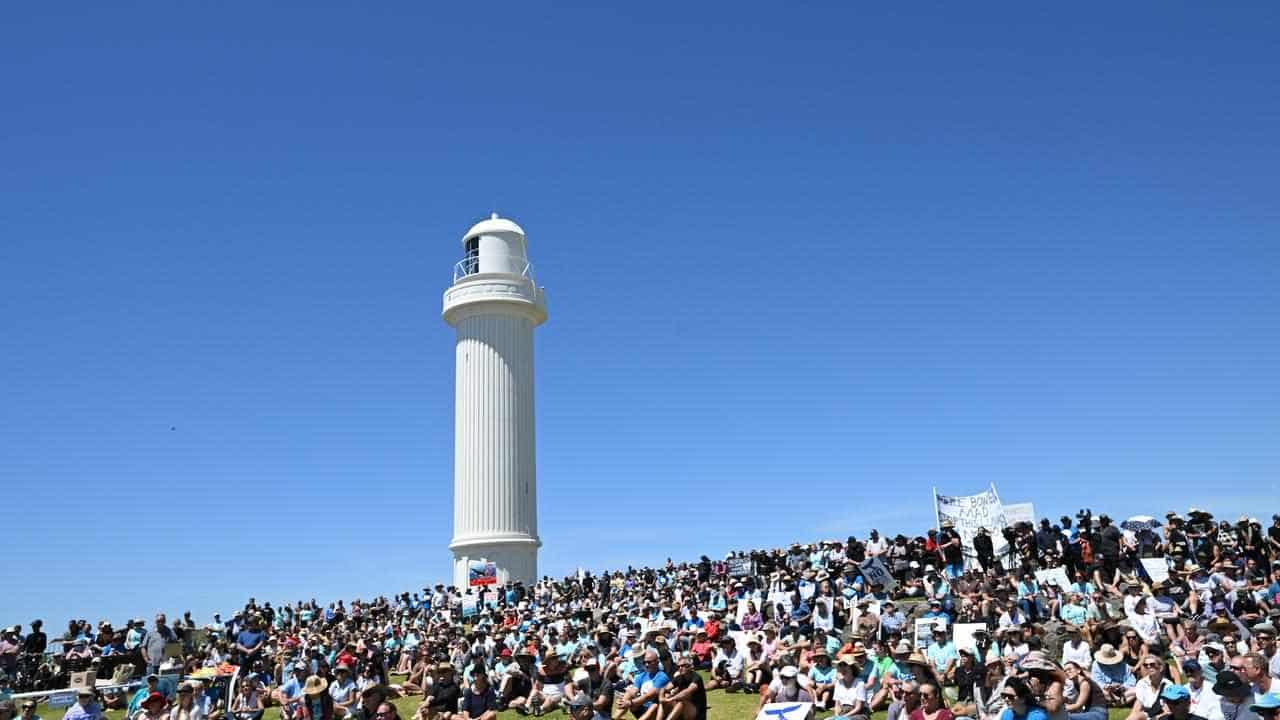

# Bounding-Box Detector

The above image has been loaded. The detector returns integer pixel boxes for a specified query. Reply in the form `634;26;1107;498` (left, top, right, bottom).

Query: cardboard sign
756;702;814;720
1141;558;1170;584
70;670;98;690
859;557;897;593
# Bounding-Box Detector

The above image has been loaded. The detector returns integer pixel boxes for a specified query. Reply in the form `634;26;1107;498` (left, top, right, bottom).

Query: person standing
939;521;966;580
144;616;175;676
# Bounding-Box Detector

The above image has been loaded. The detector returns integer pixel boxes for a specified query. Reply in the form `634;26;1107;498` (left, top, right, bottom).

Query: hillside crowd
5;508;1280;720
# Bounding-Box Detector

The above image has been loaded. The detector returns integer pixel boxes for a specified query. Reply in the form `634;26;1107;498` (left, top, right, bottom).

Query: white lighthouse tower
443;214;546;589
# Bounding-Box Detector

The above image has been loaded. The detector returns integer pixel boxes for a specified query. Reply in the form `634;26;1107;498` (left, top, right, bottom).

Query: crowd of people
5;507;1280;720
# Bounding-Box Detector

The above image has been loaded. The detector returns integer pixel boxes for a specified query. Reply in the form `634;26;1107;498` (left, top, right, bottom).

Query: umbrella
1122;515;1161;532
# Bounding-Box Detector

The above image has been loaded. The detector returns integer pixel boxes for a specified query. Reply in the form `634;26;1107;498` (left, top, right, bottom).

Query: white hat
779;665;799;679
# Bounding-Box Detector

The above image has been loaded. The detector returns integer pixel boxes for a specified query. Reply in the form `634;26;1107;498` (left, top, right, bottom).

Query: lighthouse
443;214;547;589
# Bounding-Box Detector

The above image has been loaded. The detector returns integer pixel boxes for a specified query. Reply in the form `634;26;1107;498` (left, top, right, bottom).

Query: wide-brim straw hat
1094;644;1122;665
303;676;329;696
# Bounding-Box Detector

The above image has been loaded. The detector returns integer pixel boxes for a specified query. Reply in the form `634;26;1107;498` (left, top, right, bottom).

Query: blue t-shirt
809;664;836;684
633;670;670;708
236;629;263;651
1000;707;1049;720
927;642;958;673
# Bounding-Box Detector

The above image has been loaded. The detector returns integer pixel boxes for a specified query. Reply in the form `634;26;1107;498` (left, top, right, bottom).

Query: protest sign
767;591;794;617
461;596;479;618
935;484;1010;566
1141;558;1170;584
1002;502;1036;526
914;618;939;648
47;693;76;709
859;557;897;593
952;623;986;653
756;702;814;720
1034;567;1071;591
468;560;497;587
727;556;754;577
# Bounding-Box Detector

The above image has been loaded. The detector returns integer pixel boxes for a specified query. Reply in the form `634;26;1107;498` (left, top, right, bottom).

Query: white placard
1003;502;1036;526
1141;558;1170;584
756;702;815;720
1034;567;1071;590
859;557;897;593
952;623;986;653
914;618;939;648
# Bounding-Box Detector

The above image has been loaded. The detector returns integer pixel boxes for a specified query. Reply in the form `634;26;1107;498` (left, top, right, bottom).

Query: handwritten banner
935;485;1010;564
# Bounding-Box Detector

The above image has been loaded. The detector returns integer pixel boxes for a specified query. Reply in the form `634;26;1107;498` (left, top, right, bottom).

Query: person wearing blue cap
1153;685;1206;720
1250;693;1280;720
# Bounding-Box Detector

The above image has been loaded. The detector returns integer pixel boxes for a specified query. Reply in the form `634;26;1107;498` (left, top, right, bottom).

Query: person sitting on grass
688;631;713;671
759;665;815;717
617;650;669;720
913;682;956;720
832;655;870;720
999;676;1048;720
1090;644;1137;707
397;650;433;697
456;673;498;720
658;654;706;720
744;634;773;691
705;636;744;693
1124;654;1172;720
807;647;837;710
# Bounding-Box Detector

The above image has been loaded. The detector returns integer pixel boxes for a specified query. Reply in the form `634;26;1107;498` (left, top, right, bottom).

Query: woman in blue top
1000;677;1049;720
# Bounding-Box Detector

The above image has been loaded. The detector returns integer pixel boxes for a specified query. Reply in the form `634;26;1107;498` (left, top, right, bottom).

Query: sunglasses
1002;693;1019;700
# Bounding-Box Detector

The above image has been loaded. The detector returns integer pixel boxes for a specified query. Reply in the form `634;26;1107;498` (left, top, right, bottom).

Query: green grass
28;675;1132;720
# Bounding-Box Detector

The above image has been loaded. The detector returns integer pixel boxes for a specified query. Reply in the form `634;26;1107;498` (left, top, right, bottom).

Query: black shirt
23;631;47;654
670;671;707;720
1098;526;1122;559
939;529;964;564
955;662;982;702
429;679;461;711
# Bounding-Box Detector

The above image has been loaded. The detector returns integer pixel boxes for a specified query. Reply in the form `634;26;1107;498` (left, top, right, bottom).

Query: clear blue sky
2;3;1278;626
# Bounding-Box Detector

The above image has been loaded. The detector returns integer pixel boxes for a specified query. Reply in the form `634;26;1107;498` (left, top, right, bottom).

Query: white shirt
712;649;744;678
1188;683;1219;720
1061;640;1093;669
833;677;867;708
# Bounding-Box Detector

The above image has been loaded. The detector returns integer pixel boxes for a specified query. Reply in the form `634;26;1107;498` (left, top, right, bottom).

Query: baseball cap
1250;694;1280;712
1161;685;1191;702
